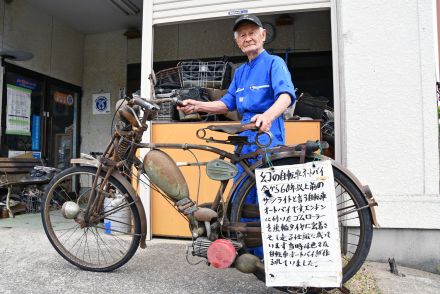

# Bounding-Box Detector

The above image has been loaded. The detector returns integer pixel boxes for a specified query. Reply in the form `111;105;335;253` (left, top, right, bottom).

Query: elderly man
179;14;296;153
179;14;296;258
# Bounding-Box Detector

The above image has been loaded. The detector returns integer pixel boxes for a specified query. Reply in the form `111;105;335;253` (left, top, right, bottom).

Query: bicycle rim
230;160;373;284
41;166;141;271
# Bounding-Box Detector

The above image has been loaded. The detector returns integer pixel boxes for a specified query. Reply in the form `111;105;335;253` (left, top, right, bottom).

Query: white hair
234;26;264;39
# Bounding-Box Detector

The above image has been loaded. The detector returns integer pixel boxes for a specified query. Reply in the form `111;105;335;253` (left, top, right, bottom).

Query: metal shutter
153;0;331;25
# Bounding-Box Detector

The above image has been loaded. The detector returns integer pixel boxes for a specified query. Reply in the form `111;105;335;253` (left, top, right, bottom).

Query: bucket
103;195;131;234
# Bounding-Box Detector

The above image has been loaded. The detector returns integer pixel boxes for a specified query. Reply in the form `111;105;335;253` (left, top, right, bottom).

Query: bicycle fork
60;164;114;228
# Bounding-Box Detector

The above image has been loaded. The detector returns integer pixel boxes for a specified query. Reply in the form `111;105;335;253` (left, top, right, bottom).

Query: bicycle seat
207;123;257;135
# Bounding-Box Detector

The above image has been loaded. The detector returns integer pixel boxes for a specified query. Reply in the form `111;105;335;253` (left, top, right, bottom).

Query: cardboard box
203;87;241;121
204;88;228;101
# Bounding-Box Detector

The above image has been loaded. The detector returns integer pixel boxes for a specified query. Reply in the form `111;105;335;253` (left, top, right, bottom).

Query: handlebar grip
295;141;329;154
132;98;159;110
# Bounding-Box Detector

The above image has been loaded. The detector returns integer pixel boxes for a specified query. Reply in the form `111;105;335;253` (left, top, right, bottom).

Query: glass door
46;80;81;169
1;65;44;159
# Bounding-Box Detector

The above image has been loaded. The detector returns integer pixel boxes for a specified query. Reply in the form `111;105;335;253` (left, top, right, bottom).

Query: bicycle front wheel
41;166;141;272
230;157;373;283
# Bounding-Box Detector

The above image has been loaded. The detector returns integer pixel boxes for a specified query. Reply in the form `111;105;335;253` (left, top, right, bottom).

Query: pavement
0;214;439;294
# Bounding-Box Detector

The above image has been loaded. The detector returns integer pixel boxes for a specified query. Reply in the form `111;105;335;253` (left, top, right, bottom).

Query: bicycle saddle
207;123;257;135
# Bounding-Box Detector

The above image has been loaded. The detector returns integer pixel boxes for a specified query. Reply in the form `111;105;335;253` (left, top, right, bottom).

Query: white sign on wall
92;93;111;114
6;84;31;136
255;160;342;288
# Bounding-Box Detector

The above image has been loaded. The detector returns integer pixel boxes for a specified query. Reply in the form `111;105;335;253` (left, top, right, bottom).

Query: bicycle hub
61;201;80;219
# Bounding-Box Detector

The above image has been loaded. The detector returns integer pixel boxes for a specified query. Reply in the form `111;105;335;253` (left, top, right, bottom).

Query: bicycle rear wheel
230;157;373;284
41;166;141;272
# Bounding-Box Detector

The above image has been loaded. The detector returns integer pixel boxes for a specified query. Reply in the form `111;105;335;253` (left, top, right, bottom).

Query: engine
192;237;242;269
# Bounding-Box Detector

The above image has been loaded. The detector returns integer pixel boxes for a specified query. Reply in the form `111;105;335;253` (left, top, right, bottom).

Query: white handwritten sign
255;160;342;288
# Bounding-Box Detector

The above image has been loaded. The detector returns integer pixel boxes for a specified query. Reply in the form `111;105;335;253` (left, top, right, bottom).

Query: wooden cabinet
150;121;321;237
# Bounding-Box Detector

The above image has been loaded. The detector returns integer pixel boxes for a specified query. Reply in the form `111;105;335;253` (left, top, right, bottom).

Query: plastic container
103;195;131;234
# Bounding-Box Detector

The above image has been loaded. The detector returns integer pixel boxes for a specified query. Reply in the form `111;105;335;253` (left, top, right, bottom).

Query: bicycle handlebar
131;97;182;109
132;97;159;111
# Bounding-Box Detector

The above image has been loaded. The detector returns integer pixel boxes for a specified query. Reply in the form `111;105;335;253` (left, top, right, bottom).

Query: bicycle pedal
176;197;198;215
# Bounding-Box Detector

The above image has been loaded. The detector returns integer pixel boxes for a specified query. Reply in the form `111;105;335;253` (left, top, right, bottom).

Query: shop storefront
138;0;338;238
138;0;440;272
0;0;439;272
0;63;81;172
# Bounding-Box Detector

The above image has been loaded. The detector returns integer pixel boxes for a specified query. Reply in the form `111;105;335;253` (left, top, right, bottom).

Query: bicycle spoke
60;225;81;244
230;162;374;285
338;215;360;222
73;230;87;258
43;167;146;270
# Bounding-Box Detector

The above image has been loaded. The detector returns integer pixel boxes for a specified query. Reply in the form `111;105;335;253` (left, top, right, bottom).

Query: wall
153;10;331;61
0;0;142;158
80;31;141;155
0;0;84;86
369;228;440;273
338;0;440;229
0;0;84;158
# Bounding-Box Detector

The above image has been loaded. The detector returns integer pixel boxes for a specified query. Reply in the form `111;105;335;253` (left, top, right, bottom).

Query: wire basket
22;186;43;213
178;61;228;89
155;67;182;89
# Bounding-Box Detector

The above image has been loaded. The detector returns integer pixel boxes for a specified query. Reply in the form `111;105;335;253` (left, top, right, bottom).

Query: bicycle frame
74;112;378;250
41;85;379;287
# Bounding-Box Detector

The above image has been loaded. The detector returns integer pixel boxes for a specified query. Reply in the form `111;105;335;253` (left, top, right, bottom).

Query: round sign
95;96;108;112
263;22;276;44
66;94;74;106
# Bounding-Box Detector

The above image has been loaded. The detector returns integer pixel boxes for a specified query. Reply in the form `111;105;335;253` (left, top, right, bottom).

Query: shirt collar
247;49;267;66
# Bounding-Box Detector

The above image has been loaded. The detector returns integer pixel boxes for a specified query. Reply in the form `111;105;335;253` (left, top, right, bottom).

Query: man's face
235;22;266;56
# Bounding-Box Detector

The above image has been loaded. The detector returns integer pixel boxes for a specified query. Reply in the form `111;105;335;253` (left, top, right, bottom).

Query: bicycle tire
41;166;141;272
230;157;373;285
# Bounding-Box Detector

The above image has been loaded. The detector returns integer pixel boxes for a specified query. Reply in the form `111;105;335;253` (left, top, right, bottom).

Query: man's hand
251;113;274;132
251;93;292;132
177;99;199;115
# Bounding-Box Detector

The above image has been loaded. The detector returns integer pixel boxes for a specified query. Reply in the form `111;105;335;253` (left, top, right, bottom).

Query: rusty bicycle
41;84;378;292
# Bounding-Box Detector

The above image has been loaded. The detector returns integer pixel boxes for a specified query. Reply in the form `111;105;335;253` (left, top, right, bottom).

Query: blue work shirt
221;50;296;259
221;50;296;155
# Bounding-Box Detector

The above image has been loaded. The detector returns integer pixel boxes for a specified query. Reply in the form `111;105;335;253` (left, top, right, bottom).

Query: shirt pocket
249;84;270;91
245;84;272;112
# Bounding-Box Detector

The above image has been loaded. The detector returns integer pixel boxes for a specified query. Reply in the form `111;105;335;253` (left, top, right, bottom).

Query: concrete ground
1;214;439;294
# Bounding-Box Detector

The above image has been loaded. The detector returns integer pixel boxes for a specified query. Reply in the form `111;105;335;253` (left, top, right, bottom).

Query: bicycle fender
322;156;380;228
110;171;148;248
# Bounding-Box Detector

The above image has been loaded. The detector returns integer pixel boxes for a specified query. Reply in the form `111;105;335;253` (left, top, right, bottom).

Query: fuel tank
143;149;189;202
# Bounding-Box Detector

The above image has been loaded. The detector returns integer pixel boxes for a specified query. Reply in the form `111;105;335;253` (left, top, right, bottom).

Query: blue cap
233;14;263;31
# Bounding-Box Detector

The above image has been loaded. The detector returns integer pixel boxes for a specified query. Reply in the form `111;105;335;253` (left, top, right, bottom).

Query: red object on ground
207;239;237;269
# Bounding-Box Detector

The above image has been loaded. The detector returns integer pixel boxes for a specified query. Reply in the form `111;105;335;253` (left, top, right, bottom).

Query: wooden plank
0;158;40;173
0;158;40;163
0;167;34;173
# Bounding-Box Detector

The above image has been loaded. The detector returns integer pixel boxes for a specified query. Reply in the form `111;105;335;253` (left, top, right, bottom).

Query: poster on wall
92;93;111;114
5;84;32;136
255;160;342;288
